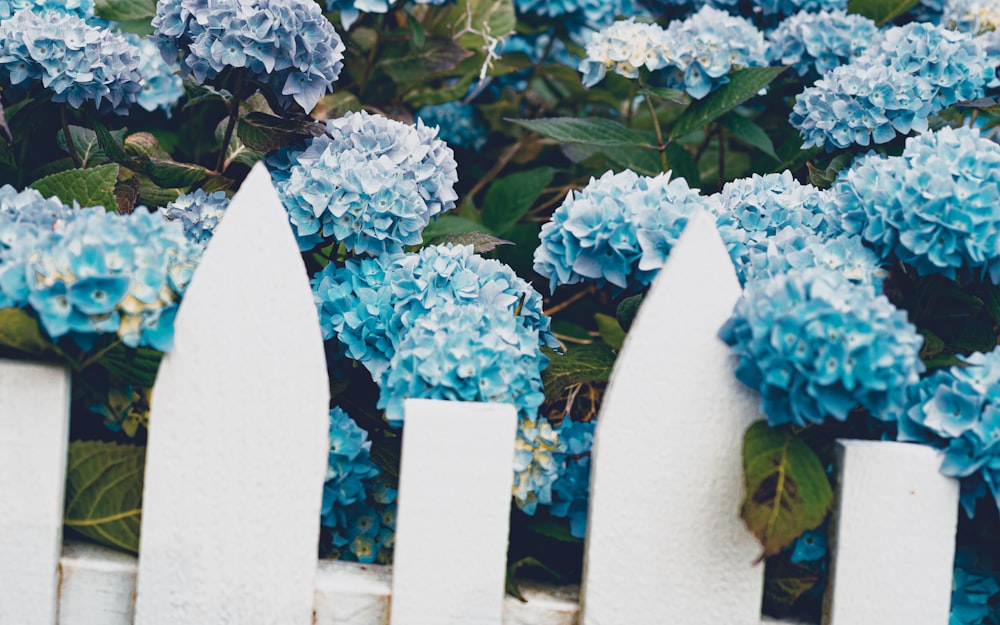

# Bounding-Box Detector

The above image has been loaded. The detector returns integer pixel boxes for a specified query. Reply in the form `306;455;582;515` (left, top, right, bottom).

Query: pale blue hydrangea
312;244;556;383
268;111;458;255
791;22;993;150
326;0;451;29
831;126;1000;281
749;0;846;15
0;9;141;115
0;202;200;350
579;18;673;87
159;188;230;245
533;169;710;292
898;349;1000;517
945;0;1000;34
0;0;92;19
415;101;489;152
515;0;636;27
767;11;878;79
950;549;1000;625
377;302;548;425
127;33;184;116
549;417;595;538
662;6;769;99
151;0;345;113
719;267;925;427
789;527;827;564
321;406;381;521
513;417;566;515
0;185;73;258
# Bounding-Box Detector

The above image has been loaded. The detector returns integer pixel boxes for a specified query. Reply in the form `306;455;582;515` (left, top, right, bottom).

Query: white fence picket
0;360;70;625
134;163;330;625
389;398;519;625
824;440;959;625
580;211;765;625
59;542;136;625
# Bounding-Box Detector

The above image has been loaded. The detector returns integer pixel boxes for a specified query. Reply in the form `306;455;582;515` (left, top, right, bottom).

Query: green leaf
420;214;485;241
380;39;473;83
763;558;821;616
506;556;561;602
143;158;214;188
237;112;325;153
182;80;232;110
616;294;643;333
98;344;163;388
723;113;779;162
0;308;55;356
664;142;700;186
508;117;656;147
604;145;664;177
669;67;789;140
425;230;513;253
541;342;616;403
94;0;156;21
30;163;119;210
482;167;556;234
56;126;127;168
124;132;172;160
434;0;516;49
807;152;853;189
847;0;918;25
215;118;264;171
64;440;145;554
594;313;625;350
741;421;832;560
87;113;130;164
982;282;1000;325
639;86;691;105
550;319;592;343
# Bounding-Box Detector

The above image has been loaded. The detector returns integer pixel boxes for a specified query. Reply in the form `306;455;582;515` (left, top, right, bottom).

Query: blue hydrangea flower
719;267;925;427
662;6;769;99
0;0;92;19
313;243;556;383
415;101;489;152
950;549;1000;625
0;184;72;255
326;0;451;29
945;0;1000;34
322;406;381;517
513;417;567;515
767;11;878;79
159;188;230;245
899;349;1000;517
791;22;993;150
549;417;595;538
151;0;345;113
830;126;1000;281
0;9;141;115
377;301;548;426
515;0;637;28
0;198;201;351
790;526;827;563
126;33;184;117
534;169;710;292
741;226;887;289
578;18;673;87
268;111;459;255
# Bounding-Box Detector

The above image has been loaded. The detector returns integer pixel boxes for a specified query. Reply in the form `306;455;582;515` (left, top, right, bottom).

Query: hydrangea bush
2;0;999;619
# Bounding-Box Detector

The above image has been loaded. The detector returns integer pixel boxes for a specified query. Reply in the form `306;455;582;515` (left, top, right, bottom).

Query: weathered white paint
0;360;69;625
580;211;765;625
314;560;391;625
389;398;519;625
824;440;959;625
135;163;330;625
59;542;136;625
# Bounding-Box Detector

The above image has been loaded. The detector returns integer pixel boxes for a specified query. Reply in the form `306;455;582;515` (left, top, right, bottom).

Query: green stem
358;15;384;94
61;105;81;168
637;79;667;172
717;124;726;189
216;68;245;174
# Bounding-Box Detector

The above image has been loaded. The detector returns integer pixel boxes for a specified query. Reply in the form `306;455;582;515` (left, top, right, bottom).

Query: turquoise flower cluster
0;185;72;255
0;189;201;351
268;111;459;255
159;189;230;245
549;418;595;538
831;126;1000;281
320;406;396;564
950;549;1000;625
533;169;708;292
515;0;636;26
128;33;184;117
898;349;1000;517
416;102;489;152
767;10;877;79
719;267;925;428
0;9;141;115
580;7;768;99
151;0;345;113
792;22;993;150
0;0;92;19
325;0;451;29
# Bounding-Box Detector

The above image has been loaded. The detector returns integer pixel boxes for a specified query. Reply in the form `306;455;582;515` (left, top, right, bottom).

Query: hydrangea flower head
720;267;924;427
767;11;878;79
513;417;566;515
0;0;93;19
159;188;230;245
269;111;458;255
0;9;141;115
549;417;595;538
322;406;381;515
127;33;184;116
515;0;637;27
831;126;1000;281
151;0;345;112
415;101;489;152
945;0;1000;34
326;0;451;29
534;169;710;292
578;18;672;87
377;302;548;425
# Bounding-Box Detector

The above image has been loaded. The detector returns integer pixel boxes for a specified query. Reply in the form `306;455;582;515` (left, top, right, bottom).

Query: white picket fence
0;163;962;625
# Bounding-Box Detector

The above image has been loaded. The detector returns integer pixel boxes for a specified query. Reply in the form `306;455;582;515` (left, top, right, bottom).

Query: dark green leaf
550;319;592;343
380;39;473;83
433;0;516;49
669;67;789;140
506;556;561;602
143;158;214;188
421;214;485;241
124;132;172;160
482;167;556;234
64;441;144;554
30;163;120;210
807;152;853;189
741;421;832;560
87;113;130;164
616;294;643;332
664;142;700;186
604;145;663;177
425;230;513;253
763;558;821;616
403;74;475;107
594;313;625;350
56;126;126;168
518;514;582;543
0;308;55;356
237;112;325;153
724;113;779;162
640;86;691;105
983;282;1000;325
94;0;156;21
509;117;656;147
541;342;616;403
847;0;919;25
98;344;163;388
182;80;232;110
134;174;184;208
918;328;946;363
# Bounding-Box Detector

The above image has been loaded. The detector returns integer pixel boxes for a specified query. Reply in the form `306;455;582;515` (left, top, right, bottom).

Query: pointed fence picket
0;163;963;625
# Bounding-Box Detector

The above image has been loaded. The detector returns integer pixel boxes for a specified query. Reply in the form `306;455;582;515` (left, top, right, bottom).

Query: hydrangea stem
637;78;668;172
61;105;81;168
216;68;245;174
